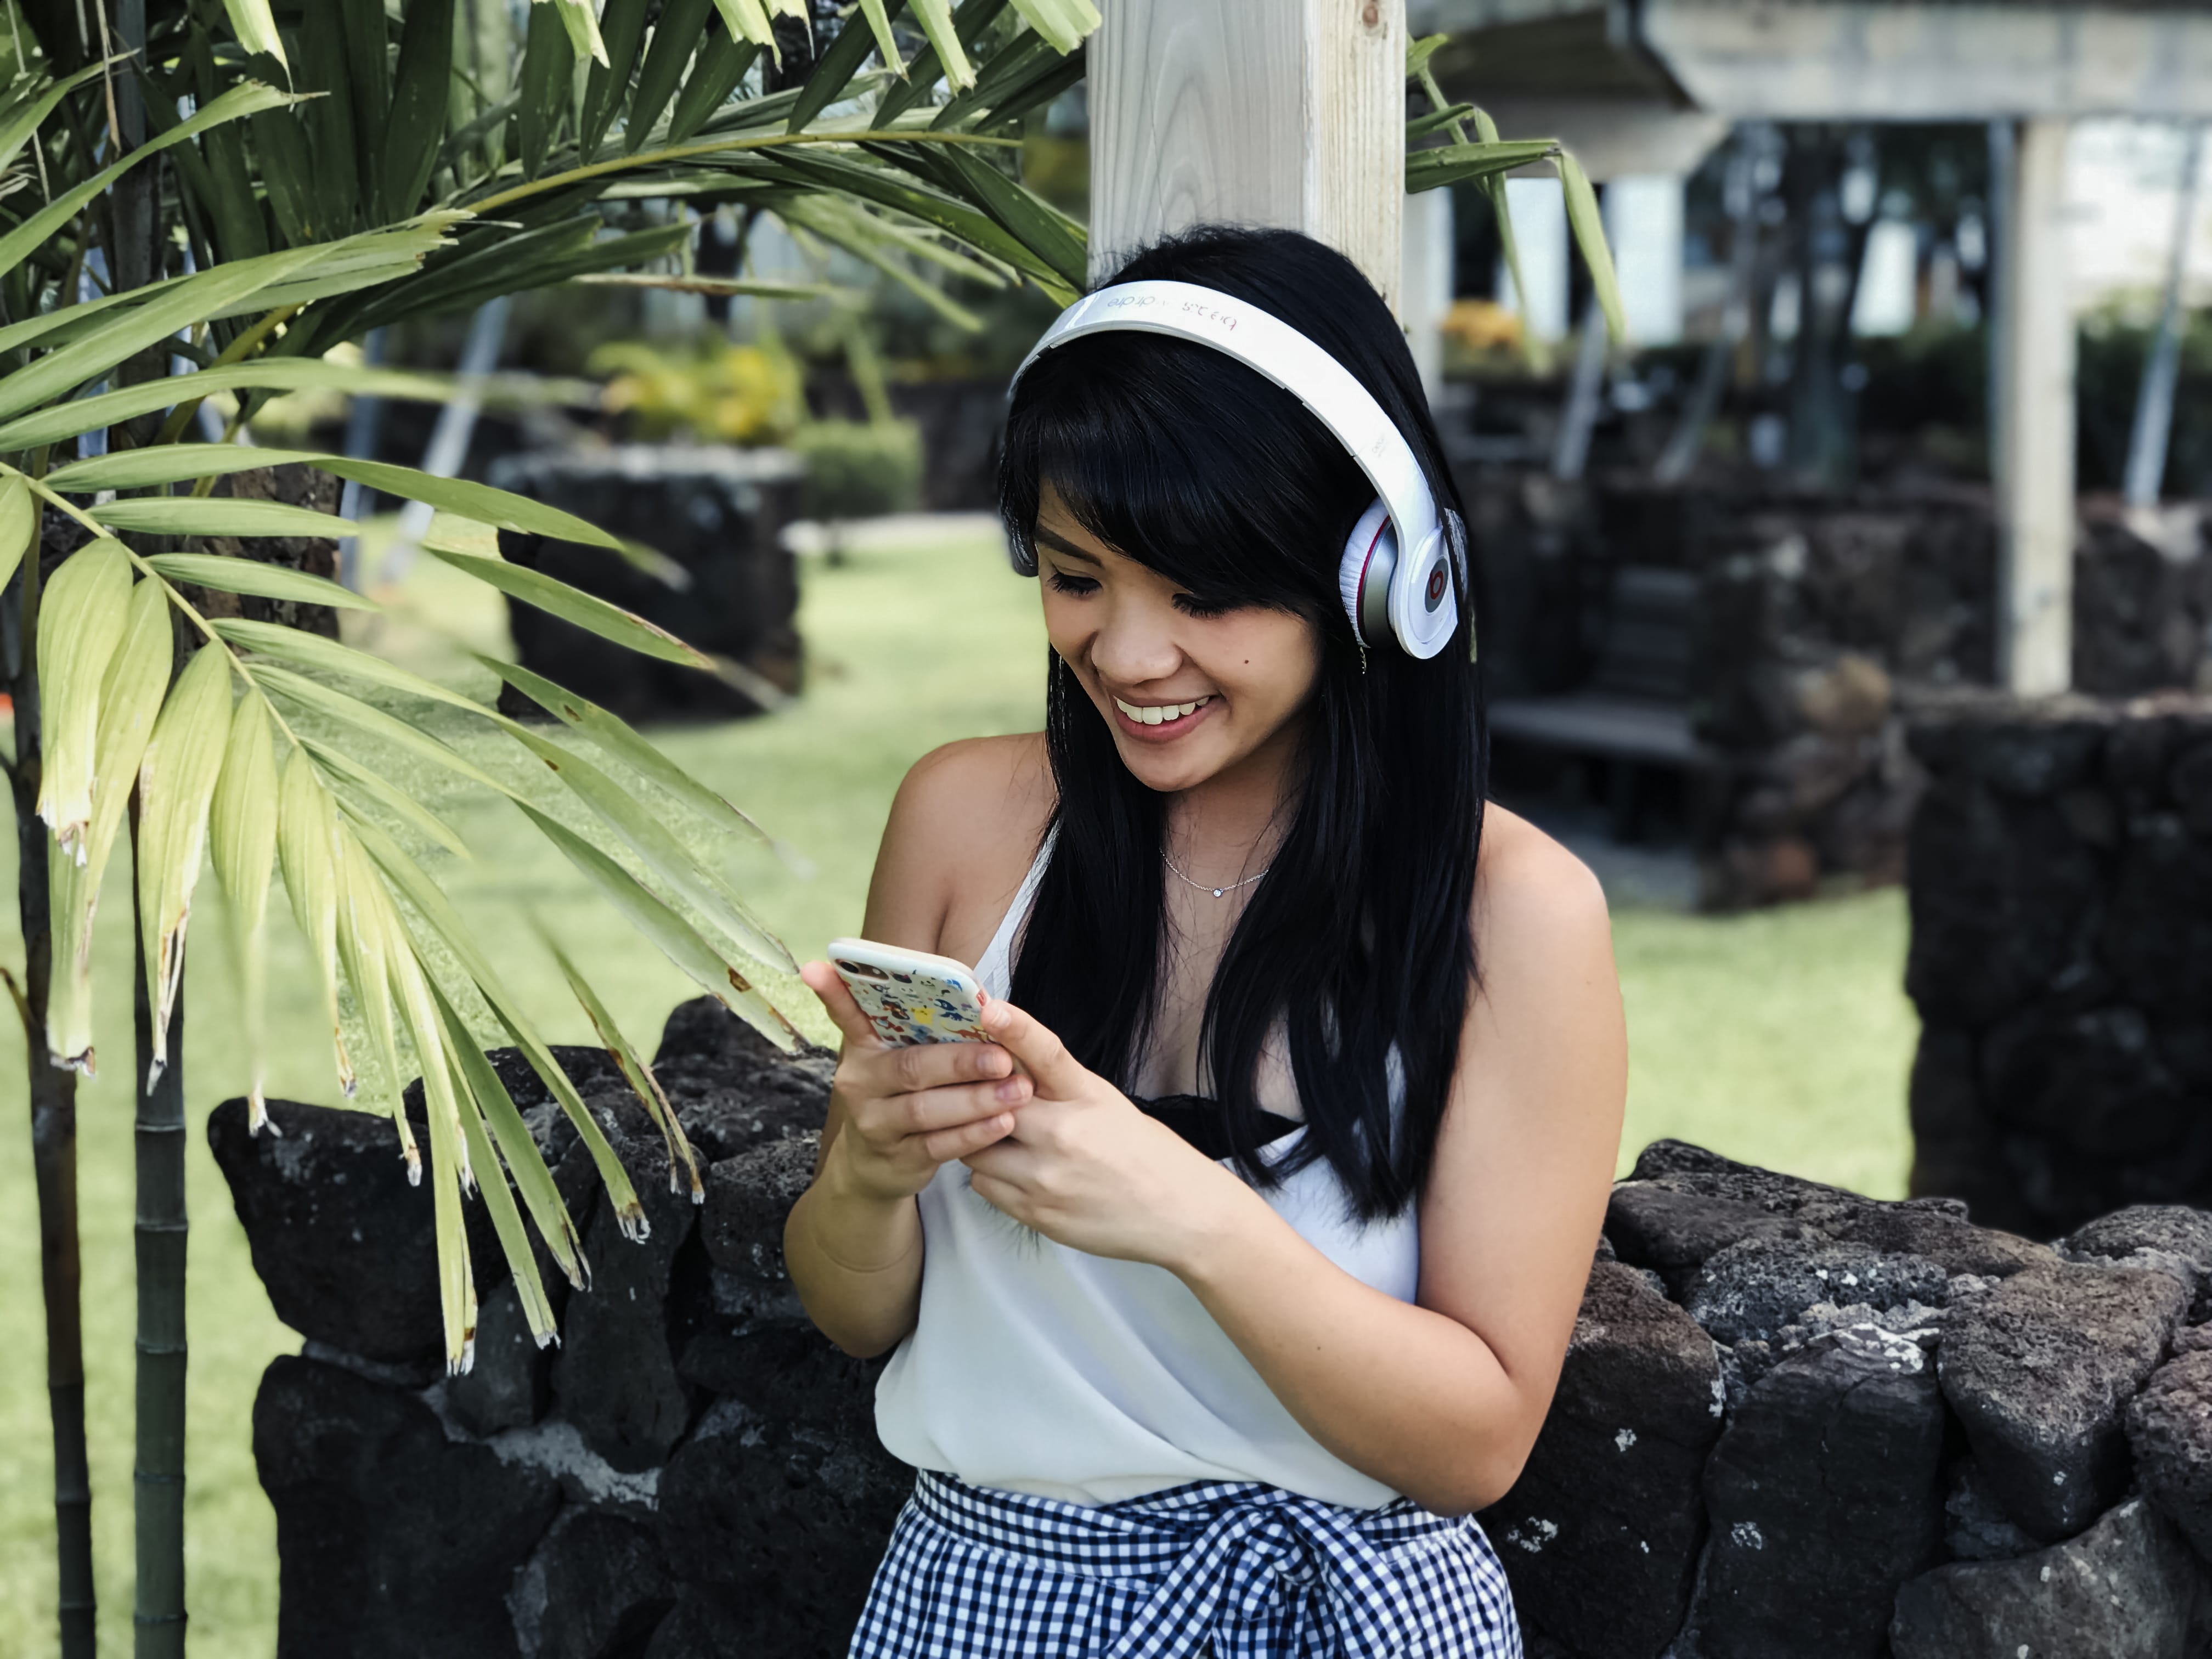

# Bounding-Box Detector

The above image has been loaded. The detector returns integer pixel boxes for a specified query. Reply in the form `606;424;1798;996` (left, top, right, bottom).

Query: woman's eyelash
1174;595;1234;619
1046;571;1098;596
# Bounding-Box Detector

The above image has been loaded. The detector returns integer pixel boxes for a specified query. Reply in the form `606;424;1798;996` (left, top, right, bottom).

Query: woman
785;226;1626;1657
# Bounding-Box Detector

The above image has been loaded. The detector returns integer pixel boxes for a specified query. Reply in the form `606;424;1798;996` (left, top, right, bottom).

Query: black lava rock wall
1904;689;2212;1238
213;1001;907;1659
216;1009;2212;1657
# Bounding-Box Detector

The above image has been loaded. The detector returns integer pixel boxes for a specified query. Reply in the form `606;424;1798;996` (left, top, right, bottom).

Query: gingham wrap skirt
848;1470;1522;1658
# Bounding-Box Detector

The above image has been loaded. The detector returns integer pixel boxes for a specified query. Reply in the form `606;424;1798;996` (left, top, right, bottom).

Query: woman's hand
799;962;1032;1203
960;998;1261;1270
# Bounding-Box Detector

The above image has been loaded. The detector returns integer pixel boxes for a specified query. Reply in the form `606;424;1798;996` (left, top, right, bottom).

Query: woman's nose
1088;597;1182;687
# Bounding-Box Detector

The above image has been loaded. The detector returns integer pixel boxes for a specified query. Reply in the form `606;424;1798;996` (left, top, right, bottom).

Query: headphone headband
1009;280;1461;659
1013;281;1443;577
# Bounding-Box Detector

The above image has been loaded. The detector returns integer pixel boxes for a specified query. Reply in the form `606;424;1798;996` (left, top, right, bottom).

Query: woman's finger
873;1076;1030;1141
978;998;1091;1098
844;1035;1014;1103
800;961;881;1048
917;1111;1018;1165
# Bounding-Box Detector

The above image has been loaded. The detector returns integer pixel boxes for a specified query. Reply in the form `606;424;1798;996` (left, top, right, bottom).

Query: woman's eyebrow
1033;527;1102;565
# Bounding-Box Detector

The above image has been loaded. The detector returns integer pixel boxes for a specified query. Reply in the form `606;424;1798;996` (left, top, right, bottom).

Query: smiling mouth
1112;695;1214;728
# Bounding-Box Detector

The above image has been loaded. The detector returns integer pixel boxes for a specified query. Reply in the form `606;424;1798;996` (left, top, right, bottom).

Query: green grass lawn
0;519;1915;1656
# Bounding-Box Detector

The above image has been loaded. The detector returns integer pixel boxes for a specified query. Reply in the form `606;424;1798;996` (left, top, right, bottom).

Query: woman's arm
964;825;1624;1513
784;738;1052;1357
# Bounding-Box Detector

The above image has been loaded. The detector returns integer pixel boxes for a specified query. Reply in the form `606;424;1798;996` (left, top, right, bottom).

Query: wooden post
1993;117;2076;697
1088;0;1406;309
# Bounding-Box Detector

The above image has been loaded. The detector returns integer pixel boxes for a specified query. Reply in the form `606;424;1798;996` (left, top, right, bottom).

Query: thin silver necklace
1162;851;1269;901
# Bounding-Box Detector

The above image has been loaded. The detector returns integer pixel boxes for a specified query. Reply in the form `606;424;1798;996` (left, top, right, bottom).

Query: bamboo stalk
131;803;189;1659
12;508;98;1659
109;9;190;1644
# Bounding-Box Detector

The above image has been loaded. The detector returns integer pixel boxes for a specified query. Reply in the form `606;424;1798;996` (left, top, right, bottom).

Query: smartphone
827;938;992;1047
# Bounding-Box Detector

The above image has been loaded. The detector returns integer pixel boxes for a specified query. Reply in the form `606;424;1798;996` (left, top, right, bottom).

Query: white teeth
1114;696;1209;727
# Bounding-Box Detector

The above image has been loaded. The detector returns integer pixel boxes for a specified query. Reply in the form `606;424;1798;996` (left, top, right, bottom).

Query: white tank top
872;843;1421;1509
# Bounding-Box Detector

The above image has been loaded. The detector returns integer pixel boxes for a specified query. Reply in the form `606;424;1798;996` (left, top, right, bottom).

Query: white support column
1088;0;1405;309
1994;118;2076;698
1401;185;1454;405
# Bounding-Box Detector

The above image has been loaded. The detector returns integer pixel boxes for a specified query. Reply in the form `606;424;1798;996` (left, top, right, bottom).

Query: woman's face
1033;482;1323;794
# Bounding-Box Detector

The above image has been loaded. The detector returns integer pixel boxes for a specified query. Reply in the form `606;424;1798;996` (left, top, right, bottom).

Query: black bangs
996;225;1487;1222
1001;330;1370;622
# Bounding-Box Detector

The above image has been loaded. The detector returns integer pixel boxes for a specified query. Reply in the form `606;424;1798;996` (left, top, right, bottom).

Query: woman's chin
1113;734;1227;792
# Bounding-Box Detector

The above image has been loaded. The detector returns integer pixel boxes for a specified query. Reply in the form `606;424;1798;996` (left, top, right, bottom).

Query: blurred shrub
590;337;805;444
2076;305;2212;497
792;418;925;520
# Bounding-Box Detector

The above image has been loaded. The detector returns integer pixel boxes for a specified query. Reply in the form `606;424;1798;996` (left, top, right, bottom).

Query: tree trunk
130;813;189;1659
14;522;97;1659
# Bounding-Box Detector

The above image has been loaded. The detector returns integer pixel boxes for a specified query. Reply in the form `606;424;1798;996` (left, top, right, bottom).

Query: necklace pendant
1212;888;1224;899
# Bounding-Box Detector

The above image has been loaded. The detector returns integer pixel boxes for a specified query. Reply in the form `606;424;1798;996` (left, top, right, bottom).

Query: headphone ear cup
1339;499;1397;652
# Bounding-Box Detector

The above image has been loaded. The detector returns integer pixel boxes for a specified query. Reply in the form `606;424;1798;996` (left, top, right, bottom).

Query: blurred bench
1488;565;1719;839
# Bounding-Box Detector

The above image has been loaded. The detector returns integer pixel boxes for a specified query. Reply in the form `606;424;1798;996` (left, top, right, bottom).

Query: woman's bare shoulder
868;734;1054;962
893;733;1053;836
1471;802;1612;964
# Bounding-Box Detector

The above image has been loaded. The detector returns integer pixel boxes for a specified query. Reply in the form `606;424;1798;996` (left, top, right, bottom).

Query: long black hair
999;225;1486;1221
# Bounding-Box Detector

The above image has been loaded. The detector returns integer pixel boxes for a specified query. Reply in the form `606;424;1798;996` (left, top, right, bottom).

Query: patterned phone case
829;941;990;1047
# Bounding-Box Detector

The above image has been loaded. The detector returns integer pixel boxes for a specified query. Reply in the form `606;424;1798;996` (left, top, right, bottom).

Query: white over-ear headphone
1008;279;1468;661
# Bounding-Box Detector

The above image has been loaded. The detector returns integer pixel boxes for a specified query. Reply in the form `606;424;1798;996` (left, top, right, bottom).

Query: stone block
254;1355;560;1659
551;1124;701;1474
1696;1328;1946;1659
1480;1260;1723;1659
1889;1497;2205;1659
1904;780;2101;1029
1829;1198;2056;1279
698;1135;817;1290
512;1510;674;1659
1943;1459;2042;1562
1938;1262;2190;1541
2169;741;2212;837
448;1277;552;1438
2126;1350;2212;1562
1981;1006;2191;1159
210;1096;499;1365
656;1336;910;1622
2062;1204;2212;1296
641;1583;858;1659
1683;1237;1947;1348
2103;814;2212;1017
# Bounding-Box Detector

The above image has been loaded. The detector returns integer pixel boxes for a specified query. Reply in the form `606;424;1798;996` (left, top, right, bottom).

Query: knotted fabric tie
909;1470;1494;1659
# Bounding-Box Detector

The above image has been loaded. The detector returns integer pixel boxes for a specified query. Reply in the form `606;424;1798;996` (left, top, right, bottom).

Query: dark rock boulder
1695;1328;1946;1659
700;1135;818;1286
1603;1184;1823;1281
1683;1237;1947;1347
1829;1200;2056;1279
641;1582;856;1659
513;1510;674;1659
2102;812;2212;1019
1939;1262;2190;1541
1942;1459;2042;1562
1481;1259;1724;1659
448;1277;554;1438
1904;779;2101;1029
652;1000;835;1162
551;1111;702;1473
2126;1350;2212;1562
1981;1005;2192;1161
1605;1142;1867;1282
1889;1497;2205;1659
2062;1205;2212;1300
254;1354;560;1659
210;1097;485;1365
656;1332;910;1631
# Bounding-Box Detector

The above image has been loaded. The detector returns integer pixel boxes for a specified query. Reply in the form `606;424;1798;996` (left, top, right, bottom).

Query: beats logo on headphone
1009;280;1472;661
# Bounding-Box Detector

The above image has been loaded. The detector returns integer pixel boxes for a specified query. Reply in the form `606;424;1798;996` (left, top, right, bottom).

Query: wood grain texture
1994;117;2075;696
1090;0;1406;311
